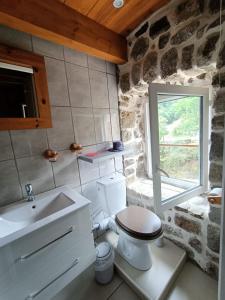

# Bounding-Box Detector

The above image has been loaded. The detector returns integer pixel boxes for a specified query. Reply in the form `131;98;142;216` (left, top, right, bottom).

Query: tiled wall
0;25;122;211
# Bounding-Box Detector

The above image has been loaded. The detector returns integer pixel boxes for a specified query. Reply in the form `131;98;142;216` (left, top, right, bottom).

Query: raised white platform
97;231;187;300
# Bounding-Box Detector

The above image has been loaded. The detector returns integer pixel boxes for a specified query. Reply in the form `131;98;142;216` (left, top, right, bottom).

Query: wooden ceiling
58;0;170;36
0;0;170;64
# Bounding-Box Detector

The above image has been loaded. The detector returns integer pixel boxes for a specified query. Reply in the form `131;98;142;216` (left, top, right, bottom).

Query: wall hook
43;149;59;162
70;143;83;154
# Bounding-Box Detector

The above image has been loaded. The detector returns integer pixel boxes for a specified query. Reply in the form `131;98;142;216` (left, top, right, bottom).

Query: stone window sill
127;177;209;220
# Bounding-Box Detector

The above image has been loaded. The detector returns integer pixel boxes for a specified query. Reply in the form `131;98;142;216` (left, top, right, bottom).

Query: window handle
158;167;170;178
21;104;27;118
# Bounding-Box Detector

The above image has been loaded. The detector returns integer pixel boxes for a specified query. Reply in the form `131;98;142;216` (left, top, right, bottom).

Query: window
0;43;52;130
146;83;209;213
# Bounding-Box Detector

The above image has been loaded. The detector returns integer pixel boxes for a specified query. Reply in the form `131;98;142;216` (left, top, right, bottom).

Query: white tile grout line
106;280;124;300
62;49;82;188
8;130;24;199
114;263;148;300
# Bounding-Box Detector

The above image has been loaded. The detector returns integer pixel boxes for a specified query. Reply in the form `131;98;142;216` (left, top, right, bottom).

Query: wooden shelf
78;150;129;163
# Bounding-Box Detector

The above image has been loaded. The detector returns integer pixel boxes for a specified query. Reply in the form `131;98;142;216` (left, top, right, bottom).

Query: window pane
0;67;38;118
157;94;201;201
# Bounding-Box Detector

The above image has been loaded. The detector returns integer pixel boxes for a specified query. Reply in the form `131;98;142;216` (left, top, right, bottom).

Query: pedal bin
95;242;114;284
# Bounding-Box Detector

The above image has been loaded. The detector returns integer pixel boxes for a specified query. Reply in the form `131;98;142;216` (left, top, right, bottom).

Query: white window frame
144;102;152;178
148;83;209;213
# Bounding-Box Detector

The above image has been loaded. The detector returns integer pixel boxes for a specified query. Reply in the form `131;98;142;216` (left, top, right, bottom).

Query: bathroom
0;0;224;299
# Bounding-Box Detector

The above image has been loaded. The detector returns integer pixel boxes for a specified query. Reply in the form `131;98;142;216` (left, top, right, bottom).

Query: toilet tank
96;173;126;216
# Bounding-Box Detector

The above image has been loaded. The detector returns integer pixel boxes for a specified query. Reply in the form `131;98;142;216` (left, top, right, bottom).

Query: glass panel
0;67;38;118
157;94;201;202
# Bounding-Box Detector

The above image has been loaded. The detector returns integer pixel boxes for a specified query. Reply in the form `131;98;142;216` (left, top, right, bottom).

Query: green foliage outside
158;96;200;182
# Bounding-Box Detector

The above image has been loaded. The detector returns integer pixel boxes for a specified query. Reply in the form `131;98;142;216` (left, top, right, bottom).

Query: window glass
157;95;201;201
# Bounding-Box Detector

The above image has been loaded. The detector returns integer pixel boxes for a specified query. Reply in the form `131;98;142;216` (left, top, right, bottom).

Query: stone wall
118;0;225;278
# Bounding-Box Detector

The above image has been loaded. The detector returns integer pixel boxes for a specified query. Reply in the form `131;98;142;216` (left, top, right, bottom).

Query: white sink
0;186;90;247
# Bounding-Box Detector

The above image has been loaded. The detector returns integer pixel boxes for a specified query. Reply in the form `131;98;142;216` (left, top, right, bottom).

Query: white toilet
96;173;163;271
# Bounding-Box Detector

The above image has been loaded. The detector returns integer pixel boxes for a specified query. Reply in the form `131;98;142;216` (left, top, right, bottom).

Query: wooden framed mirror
0;43;52;130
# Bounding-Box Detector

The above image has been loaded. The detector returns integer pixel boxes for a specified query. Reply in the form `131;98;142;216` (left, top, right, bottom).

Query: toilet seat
115;205;162;240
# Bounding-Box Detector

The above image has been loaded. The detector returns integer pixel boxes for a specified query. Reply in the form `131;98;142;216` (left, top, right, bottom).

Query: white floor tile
52;265;122;300
167;261;218;300
108;282;141;300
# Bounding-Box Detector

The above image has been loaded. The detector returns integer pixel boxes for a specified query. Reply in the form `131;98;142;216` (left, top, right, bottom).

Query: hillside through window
158;95;201;198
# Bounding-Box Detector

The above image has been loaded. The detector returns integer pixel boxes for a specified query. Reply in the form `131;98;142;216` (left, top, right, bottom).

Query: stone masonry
118;0;225;279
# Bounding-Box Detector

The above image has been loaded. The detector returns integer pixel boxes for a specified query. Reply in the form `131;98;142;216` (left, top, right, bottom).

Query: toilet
96;173;163;271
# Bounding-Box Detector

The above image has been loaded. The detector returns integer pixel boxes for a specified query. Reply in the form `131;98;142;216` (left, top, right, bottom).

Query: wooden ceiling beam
0;0;127;64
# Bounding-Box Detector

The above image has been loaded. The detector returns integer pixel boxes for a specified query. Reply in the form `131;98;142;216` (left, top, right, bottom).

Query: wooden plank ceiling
0;0;169;64
59;0;170;36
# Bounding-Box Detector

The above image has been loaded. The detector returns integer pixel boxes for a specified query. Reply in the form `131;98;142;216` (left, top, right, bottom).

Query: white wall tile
0;160;22;206
72;108;96;146
79;160;100;184
32;37;64;60
78;146;100;184
106;61;116;75
52;150;80;187
108;74;119;109
90;70;109;108
66;63;92;107
11;129;48;158
45;57;70;106
0;131;14;161
110;109;121;141
64;47;88;67
99;158;115;177
0;25;32;51
94;109;112;143
47;107;74;150
88;56;106;72
16;156;55;196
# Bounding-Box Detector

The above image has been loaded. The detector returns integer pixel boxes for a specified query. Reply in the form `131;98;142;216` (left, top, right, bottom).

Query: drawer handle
25;258;79;300
17;226;74;262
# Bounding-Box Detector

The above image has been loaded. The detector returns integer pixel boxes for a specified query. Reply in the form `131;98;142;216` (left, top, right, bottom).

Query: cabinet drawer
10;206;92;262
0;206;95;300
25;237;95;300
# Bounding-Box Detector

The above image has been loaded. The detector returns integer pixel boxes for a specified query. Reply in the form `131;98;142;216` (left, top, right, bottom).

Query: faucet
25;184;35;202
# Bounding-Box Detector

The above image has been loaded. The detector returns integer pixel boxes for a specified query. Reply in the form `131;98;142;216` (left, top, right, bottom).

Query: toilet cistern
25;183;35;202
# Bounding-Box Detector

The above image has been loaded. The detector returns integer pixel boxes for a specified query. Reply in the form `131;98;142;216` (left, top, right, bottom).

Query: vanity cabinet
0;205;95;300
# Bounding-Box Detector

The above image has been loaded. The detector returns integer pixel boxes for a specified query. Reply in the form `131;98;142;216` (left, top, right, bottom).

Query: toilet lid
115;206;162;240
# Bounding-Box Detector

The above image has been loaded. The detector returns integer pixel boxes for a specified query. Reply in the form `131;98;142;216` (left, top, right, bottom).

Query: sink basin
2;192;74;225
0;186;90;247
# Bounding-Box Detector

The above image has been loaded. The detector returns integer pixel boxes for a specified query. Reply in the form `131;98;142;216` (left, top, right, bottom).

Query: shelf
78;150;129;163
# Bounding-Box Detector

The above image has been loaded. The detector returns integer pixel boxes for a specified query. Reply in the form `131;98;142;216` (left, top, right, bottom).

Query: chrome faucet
25;184;35;202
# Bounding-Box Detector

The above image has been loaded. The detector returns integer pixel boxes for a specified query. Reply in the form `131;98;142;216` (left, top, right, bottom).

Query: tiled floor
167;261;218;300
108;282;140;300
52;265;140;300
53;261;218;300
